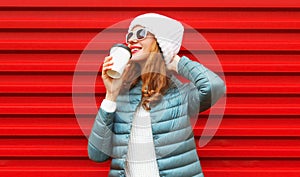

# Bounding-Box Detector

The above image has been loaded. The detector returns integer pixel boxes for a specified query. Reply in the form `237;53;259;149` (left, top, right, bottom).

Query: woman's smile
130;45;142;55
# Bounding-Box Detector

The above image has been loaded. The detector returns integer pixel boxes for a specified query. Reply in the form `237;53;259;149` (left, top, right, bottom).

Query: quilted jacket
88;56;226;177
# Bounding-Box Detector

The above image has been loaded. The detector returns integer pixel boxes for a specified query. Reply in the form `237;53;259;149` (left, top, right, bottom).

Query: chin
130;53;148;62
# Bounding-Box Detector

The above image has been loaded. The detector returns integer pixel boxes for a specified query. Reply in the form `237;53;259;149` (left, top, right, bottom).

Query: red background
0;0;300;176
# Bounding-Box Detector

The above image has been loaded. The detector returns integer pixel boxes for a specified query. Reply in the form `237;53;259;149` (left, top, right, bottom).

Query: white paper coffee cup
107;43;132;79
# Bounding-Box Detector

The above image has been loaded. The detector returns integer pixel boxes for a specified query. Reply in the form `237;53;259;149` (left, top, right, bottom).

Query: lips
130;45;142;54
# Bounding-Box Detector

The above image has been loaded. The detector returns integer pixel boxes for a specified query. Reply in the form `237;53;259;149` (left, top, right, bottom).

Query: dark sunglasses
126;28;149;44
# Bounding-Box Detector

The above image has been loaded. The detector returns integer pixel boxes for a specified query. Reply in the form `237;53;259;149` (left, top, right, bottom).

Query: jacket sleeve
177;56;226;113
87;107;114;162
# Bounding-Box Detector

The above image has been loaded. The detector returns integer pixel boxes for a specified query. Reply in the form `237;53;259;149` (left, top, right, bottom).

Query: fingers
104;55;112;63
102;61;114;71
102;56;113;73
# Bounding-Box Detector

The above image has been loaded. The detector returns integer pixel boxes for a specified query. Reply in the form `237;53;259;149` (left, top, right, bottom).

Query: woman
88;13;226;177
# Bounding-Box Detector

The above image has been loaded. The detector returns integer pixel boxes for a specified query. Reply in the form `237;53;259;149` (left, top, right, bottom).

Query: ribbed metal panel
0;0;300;176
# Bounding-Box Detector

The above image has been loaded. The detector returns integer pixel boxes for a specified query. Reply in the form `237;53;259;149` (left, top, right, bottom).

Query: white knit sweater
125;104;160;177
101;99;160;177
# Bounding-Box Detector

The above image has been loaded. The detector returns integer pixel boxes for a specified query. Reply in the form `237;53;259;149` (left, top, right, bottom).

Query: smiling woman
87;13;226;177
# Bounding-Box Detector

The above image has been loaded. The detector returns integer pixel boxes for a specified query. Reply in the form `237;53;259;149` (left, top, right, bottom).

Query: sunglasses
126;28;149;44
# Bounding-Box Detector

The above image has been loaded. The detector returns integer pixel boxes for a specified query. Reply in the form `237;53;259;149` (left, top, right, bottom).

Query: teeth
131;48;140;52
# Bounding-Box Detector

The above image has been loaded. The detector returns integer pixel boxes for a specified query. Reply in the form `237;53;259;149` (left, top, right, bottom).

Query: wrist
167;55;180;72
105;92;118;101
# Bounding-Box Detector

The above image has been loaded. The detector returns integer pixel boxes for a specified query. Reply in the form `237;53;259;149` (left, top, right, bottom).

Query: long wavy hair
121;41;171;110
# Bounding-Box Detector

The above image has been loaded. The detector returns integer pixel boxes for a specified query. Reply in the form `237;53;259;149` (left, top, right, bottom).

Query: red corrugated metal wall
0;0;299;176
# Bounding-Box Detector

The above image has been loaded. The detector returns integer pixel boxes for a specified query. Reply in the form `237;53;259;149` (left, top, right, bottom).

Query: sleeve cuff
100;99;117;113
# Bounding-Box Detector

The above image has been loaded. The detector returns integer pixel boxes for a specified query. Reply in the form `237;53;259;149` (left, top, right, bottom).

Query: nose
127;38;138;45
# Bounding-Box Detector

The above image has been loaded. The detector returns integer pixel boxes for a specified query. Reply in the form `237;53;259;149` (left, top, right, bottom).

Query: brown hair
121;41;171;110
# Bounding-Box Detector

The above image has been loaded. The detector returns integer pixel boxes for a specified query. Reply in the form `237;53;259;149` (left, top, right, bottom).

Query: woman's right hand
102;56;130;101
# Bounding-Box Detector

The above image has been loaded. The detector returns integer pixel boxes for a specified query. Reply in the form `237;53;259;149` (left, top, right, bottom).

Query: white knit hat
128;13;184;64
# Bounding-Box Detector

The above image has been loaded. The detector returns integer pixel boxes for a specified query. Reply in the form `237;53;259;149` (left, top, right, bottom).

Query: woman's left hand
166;55;180;72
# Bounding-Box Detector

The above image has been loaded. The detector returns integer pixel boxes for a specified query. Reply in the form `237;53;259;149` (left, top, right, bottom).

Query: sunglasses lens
136;29;146;40
126;32;133;43
126;28;147;43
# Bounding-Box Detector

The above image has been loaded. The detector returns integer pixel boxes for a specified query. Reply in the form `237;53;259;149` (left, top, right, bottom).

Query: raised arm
175;55;226;113
88;54;129;162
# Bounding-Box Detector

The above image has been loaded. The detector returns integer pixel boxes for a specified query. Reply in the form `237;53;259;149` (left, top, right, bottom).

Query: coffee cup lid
111;43;132;59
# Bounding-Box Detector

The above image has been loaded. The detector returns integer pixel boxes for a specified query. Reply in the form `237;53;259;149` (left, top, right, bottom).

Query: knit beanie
128;13;184;64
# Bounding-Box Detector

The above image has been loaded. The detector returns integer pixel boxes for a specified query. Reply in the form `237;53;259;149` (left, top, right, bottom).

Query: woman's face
127;26;156;63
